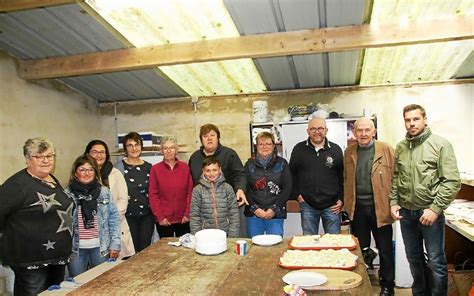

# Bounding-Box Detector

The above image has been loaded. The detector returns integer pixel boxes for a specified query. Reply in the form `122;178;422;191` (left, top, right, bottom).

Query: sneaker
362;247;377;269
380;286;394;296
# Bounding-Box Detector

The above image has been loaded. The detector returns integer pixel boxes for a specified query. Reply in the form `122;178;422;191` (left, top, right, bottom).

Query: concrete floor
369;268;412;296
0;266;13;295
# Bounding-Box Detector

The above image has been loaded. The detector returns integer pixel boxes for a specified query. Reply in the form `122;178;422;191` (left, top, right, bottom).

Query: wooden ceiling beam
0;0;79;12
18;16;474;80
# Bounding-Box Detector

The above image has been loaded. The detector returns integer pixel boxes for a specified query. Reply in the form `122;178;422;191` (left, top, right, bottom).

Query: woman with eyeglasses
114;132;154;252
243;132;292;237
85;140;135;258
149;135;193;238
65;155;121;277
0;138;73;295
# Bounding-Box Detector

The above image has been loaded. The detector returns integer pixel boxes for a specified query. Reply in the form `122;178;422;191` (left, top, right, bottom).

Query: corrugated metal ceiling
225;0;367;88
0;0;472;103
0;3;187;102
360;0;473;84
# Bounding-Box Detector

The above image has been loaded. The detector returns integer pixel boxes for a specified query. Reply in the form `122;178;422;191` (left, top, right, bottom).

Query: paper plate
283;271;328;287
252;234;282;246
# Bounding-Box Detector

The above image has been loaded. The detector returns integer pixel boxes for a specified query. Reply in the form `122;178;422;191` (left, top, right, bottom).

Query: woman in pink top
149;136;193;237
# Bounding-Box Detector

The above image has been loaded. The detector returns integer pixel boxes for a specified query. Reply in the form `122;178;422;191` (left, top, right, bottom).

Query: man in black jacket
289;117;344;234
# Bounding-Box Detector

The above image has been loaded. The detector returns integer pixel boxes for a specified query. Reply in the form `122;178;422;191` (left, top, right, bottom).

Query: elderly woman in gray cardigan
190;156;240;237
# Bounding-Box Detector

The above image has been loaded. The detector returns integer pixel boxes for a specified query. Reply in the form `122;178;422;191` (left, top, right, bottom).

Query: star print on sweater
29;192;62;213
56;203;74;235
43;240;56;250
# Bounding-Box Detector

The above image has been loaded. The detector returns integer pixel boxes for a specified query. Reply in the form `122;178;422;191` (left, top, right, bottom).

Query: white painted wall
1;47;473;294
0;51;101;184
98;84;474;173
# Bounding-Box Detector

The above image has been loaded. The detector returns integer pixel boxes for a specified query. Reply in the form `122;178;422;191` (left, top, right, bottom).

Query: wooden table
69;238;372;295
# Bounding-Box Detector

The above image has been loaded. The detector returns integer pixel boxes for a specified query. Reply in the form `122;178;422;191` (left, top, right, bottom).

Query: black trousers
351;203;395;288
157;222;190;238
126;214;155;252
11;264;65;296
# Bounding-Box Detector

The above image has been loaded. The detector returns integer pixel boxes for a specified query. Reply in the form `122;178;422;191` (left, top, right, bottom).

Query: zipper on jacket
211;182;219;228
264;167;268;201
409;143;415;202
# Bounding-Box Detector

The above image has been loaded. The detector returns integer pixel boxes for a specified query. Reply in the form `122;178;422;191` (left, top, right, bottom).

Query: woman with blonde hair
244;132;292;237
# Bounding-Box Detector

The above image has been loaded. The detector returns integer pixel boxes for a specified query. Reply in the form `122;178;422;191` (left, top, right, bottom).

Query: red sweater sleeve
148;165;162;221
184;168;193;218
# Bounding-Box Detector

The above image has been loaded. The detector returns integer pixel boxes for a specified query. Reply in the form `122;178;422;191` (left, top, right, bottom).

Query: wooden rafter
18;16;474;80
0;0;79;12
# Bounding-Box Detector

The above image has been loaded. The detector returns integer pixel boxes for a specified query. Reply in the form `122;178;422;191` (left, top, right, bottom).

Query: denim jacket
65;186;121;257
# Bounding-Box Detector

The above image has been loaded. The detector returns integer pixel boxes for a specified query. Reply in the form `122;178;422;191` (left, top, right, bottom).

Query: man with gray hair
344;118;395;296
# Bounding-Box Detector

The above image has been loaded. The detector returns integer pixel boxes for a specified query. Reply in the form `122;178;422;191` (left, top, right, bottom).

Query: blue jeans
11;264;65;296
68;247;108;277
399;208;447;296
300;201;340;235
246;216;284;237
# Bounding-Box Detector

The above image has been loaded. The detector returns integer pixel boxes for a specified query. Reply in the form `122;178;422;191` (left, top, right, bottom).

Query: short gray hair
23;137;55;159
353;117;375;130
161;135;178;149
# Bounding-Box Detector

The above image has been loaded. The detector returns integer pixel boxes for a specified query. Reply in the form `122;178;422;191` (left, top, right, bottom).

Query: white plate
252;234;282;246
195;248;227;256
283;271;328;287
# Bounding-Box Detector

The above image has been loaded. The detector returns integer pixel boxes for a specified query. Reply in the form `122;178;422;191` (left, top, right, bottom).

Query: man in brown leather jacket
343;118;395;296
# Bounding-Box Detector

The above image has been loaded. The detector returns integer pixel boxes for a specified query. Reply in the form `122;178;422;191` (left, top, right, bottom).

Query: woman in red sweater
149;136;193;237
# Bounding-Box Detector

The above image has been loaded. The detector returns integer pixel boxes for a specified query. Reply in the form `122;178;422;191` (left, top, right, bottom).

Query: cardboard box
118;132;162;148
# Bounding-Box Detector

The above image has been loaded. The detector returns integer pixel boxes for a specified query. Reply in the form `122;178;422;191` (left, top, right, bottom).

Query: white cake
195;229;227;255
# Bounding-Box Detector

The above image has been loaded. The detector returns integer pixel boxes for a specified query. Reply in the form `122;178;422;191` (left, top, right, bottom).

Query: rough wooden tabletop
68;238;372;296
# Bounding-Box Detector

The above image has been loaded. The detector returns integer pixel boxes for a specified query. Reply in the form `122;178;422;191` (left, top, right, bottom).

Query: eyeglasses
309;127;326;133
31;154;55;161
90;150;106;156
257;143;274;147
77;168;95;174
125;143;141;149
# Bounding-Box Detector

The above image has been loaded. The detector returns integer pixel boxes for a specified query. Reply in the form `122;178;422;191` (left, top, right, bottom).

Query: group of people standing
0;104;461;296
294;104;460;296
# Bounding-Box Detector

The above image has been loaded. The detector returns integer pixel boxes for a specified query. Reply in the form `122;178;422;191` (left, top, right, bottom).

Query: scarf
256;154;273;169
69;179;101;229
100;161;113;188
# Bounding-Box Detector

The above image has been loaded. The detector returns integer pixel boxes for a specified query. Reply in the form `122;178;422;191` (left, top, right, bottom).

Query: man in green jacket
390;104;461;296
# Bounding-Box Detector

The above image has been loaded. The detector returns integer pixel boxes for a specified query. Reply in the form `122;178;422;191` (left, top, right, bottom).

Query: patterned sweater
0;169;73;267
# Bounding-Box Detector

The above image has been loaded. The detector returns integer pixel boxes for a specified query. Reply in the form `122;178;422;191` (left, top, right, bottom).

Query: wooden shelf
446;219;474;242
111;144;188;156
445;181;474;264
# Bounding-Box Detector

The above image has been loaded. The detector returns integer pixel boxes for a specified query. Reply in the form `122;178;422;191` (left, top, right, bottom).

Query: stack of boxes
117;132;162;149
